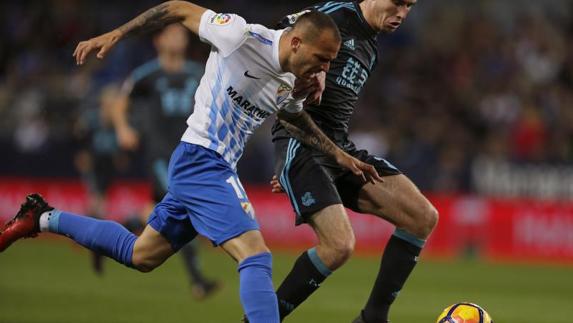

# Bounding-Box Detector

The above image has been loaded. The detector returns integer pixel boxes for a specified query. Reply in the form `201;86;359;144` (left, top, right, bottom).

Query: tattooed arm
117;1;206;37
74;1;206;65
277;109;383;183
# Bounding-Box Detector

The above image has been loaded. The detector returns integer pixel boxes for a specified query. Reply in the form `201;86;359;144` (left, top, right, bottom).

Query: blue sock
238;252;279;323
48;210;137;268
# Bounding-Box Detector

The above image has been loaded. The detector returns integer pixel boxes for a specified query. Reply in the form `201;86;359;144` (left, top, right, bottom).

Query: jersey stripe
315;1;339;12
207;65;224;150
316;1;356;14
280;139;302;216
248;31;273;45
322;3;356;14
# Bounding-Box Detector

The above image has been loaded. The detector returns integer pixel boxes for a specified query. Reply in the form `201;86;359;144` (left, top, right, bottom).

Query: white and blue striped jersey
181;10;302;169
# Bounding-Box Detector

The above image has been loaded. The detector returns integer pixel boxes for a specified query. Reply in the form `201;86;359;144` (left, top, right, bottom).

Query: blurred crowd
1;0;572;196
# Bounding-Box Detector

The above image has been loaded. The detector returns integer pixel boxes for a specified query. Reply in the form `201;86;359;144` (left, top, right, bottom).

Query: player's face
367;0;417;33
291;31;340;79
155;24;189;55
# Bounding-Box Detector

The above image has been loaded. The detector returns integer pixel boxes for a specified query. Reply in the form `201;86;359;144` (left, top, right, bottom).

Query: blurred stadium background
1;0;573;322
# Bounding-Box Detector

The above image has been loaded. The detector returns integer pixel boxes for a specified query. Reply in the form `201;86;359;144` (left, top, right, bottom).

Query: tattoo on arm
278;110;340;157
118;3;183;38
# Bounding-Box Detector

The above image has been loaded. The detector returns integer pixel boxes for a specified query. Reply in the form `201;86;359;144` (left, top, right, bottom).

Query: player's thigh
274;138;343;225
147;191;199;251
132;224;176;270
357;174;438;237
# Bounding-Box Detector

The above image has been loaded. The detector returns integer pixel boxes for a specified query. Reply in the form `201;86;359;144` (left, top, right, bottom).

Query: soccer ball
436;302;493;323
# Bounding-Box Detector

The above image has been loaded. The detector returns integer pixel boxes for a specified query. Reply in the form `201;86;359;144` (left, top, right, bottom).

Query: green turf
1;239;572;322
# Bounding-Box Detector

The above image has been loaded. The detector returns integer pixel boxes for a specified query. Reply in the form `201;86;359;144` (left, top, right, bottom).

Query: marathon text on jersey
226;86;271;120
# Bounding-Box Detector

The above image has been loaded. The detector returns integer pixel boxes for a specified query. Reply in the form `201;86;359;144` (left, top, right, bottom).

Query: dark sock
362;229;424;323
179;241;207;286
276;248;331;320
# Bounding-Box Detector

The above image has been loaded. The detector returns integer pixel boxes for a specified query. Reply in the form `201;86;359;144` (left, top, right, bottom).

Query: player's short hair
291;10;341;43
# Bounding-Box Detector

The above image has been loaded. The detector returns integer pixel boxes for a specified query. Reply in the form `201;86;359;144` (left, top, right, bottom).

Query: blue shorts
148;142;259;250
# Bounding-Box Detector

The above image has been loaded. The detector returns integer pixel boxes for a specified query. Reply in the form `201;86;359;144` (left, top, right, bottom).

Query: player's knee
323;236;355;269
411;202;439;239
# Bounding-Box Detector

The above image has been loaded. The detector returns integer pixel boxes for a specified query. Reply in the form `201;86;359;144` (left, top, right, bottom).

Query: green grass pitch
1;238;572;322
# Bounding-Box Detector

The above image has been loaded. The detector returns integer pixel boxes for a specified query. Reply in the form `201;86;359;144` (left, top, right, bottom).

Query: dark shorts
274;137;401;225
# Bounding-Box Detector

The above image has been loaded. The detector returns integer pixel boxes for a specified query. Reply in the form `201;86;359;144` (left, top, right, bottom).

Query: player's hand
270;175;285;193
335;152;383;184
304;72;326;105
73;30;122;65
117;125;140;150
292;77;320;101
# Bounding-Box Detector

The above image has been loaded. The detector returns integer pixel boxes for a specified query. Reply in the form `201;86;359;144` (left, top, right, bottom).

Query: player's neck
359;1;382;34
277;31;292;74
158;53;186;73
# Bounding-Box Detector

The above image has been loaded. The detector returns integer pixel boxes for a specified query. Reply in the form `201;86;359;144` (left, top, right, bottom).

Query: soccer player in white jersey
0;1;382;322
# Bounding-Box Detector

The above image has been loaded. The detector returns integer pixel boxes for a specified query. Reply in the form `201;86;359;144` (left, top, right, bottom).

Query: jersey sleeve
198;10;248;57
278;96;304;114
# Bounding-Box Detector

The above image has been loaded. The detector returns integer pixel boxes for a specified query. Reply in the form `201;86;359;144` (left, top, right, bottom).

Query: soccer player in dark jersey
270;1;437;322
111;23;219;300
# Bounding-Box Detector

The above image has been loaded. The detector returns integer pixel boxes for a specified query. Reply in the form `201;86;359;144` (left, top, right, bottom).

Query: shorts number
226;175;247;200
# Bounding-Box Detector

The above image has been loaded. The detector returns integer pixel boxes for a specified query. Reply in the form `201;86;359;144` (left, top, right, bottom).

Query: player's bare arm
277;109;382;184
74;1;206;65
110;93;139;150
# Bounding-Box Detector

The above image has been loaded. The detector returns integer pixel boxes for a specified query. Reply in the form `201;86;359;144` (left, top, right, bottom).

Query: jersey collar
353;1;378;38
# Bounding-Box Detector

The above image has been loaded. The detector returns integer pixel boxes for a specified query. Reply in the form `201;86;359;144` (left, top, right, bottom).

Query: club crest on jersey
276;84;292;105
209;13;232;25
241;202;255;219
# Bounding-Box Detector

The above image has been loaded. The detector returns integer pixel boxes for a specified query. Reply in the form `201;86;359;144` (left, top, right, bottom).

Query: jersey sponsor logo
209;13;232;25
276;84;292;105
243;70;261;79
336;56;368;94
286;9;311;25
344;38;355;50
226;86;271;120
301;191;316;207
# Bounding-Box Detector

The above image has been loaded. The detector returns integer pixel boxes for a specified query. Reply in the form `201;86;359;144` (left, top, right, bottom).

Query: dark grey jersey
123;59;204;158
272;1;379;147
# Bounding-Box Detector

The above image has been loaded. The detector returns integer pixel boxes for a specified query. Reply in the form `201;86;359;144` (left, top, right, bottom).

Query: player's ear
290;36;302;52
